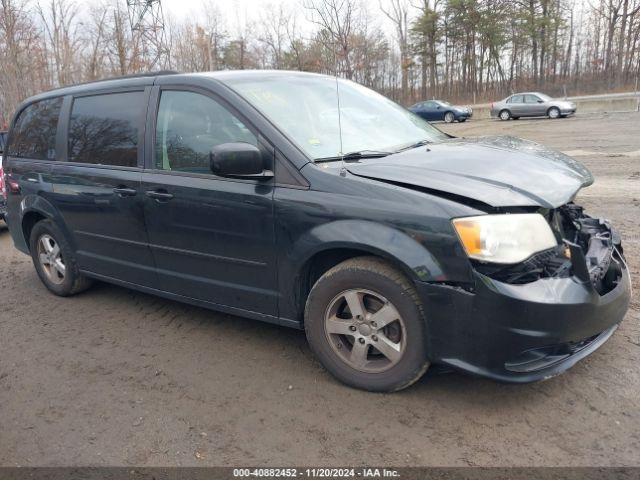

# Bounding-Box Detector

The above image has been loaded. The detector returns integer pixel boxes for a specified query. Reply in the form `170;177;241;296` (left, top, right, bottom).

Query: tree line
2;0;640;125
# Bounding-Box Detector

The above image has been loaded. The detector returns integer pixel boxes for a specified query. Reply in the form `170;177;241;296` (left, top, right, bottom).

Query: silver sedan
490;92;576;120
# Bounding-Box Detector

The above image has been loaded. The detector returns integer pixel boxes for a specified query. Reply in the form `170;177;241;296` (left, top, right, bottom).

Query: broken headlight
452;213;557;264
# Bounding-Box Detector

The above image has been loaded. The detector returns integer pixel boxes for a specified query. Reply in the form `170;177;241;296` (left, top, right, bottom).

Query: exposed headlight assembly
452;213;557;264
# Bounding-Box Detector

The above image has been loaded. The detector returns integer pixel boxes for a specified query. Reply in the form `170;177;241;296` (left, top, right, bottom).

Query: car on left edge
0;130;8;222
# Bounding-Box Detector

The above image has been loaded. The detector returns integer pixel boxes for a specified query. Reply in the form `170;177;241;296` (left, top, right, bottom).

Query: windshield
437;100;451;106
536;93;552;101
224;74;448;160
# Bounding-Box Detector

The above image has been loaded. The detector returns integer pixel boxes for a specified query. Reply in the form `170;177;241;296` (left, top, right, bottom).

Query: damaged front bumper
419;206;631;383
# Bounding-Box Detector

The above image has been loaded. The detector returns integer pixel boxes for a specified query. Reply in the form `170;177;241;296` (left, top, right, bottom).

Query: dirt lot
1;112;639;467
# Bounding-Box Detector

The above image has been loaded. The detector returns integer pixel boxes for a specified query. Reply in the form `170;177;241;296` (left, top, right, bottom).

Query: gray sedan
490;92;576;120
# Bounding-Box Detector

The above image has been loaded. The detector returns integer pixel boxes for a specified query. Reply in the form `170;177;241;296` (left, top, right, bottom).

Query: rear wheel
29;219;92;296
304;257;430;392
499;109;511;121
444;111;455;123
547;107;560;119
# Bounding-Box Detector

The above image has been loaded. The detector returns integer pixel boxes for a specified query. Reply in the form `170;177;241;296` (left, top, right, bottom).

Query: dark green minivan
2;71;630;391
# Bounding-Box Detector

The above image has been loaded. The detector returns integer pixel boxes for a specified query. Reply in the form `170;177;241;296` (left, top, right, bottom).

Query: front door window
155;90;257;174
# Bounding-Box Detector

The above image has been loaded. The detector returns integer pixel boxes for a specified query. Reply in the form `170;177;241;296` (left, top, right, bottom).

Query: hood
346;135;593;208
557;100;576;108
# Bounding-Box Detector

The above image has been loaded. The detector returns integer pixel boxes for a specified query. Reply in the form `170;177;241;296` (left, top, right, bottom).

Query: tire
547;107;560;119
304;256;430;392
499;109;511;121
512;117;520;120
444;111;455;123
29;219;92;296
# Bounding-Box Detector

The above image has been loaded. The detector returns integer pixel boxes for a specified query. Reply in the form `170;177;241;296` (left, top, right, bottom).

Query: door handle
145;190;174;201
113;187;138;197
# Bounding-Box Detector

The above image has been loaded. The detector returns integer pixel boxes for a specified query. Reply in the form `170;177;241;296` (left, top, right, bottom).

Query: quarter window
155;90;257;174
9;97;62;160
68;92;144;167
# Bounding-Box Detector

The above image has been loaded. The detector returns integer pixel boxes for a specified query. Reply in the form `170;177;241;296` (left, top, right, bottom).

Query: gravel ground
0;112;639;467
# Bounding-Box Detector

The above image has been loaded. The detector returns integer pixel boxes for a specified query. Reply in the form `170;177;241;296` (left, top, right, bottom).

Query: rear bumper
417;263;631;383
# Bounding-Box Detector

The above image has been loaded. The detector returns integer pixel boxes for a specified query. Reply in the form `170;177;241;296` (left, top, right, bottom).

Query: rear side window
68;92;144;167
9;97;62;160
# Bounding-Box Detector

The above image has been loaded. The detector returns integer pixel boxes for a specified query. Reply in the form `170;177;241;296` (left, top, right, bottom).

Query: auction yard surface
1;112;639;467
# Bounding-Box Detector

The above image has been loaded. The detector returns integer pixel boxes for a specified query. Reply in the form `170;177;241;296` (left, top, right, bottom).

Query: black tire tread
29;219;92;296
305;256;430;392
499;109;511;120
547;107;560;118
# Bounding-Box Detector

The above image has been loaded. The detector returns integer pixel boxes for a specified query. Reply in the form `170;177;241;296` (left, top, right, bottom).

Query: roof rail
98;70;179;82
54;70;179;90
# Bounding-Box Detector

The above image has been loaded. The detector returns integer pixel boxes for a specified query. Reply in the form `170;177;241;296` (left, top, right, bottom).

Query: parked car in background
0;131;7;221
2;71;630;392
409;100;472;123
491;92;576;120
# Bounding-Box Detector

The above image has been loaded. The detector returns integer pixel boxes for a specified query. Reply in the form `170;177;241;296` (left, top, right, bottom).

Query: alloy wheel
324;288;406;373
37;234;66;285
444;112;454;123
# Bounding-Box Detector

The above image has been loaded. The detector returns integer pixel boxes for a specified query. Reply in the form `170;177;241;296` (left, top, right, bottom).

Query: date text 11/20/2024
233;468;401;477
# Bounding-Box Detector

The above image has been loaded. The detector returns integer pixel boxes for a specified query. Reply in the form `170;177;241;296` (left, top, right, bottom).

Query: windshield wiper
314;150;391;163
396;139;432;152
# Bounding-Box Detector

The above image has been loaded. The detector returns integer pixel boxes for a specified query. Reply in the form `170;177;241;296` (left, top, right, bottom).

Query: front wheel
304;257;430;392
29;219;92;296
547;107;560;119
444;111;455;123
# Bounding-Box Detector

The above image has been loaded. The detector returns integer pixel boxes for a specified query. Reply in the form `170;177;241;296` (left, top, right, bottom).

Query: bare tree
381;0;410;102
0;0;46;123
38;0;82;86
305;0;358;78
2;0;640;122
259;2;291;69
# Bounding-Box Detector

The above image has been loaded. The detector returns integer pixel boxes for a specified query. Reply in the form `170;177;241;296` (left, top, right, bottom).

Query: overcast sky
160;0;389;37
163;0;297;20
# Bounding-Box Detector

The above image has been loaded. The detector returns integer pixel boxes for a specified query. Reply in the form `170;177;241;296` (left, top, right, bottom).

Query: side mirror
537;99;544;103
209;142;273;179
436;105;441;109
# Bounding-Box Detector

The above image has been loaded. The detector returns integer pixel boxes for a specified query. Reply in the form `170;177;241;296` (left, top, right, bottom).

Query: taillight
0;166;6;200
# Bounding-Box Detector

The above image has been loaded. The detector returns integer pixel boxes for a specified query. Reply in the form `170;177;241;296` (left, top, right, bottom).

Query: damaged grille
474;247;570;285
475;203;625;294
